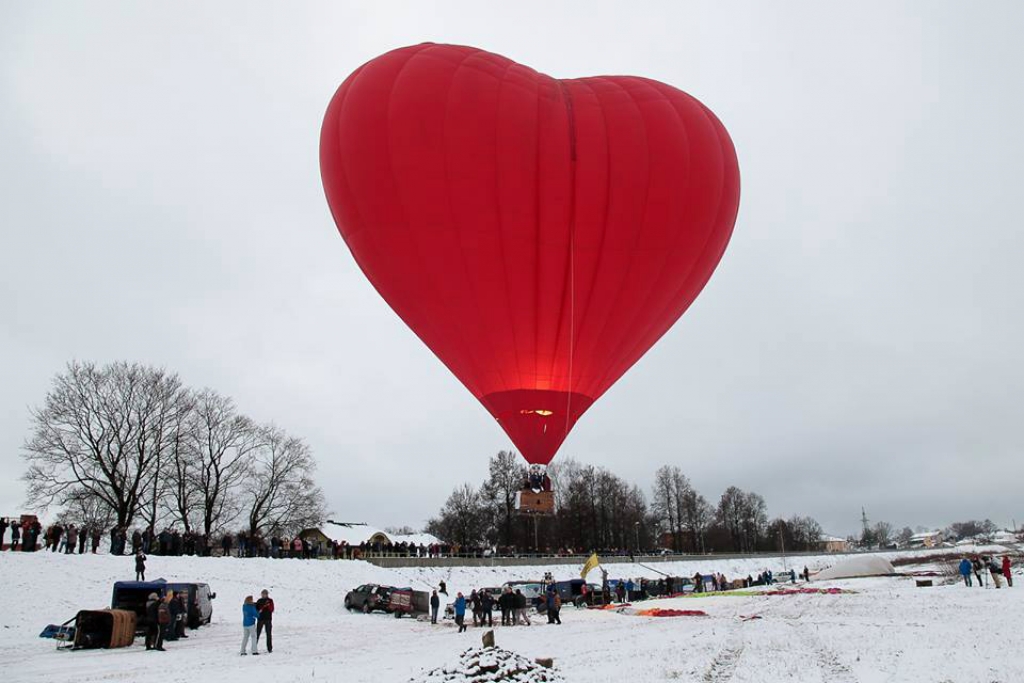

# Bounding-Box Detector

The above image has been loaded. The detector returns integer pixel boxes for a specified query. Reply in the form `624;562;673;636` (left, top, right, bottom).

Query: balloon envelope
321;43;740;465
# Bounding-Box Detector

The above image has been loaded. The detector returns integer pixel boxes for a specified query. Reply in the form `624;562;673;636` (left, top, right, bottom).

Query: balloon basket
515;489;555;515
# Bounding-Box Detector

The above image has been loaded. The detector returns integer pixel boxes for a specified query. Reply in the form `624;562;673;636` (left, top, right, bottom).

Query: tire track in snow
701;634;745;683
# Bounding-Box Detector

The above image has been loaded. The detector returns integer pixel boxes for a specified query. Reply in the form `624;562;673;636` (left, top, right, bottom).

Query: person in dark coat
480;590;494;627
256;589;274;653
91;527;101;553
165;591;181;641
0;518;7;549
174;593;189;639
499;588;513;625
469;590;481;627
546;591;561;624
430;590;440;624
135;551;147;581
972;557;985;587
145;593;166;651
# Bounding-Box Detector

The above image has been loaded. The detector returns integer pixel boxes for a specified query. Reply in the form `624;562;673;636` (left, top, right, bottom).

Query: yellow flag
581;552;600;579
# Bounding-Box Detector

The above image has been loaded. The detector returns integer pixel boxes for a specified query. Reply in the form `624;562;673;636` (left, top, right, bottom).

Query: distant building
297;523;439;557
818;535;849;553
909;531;944;548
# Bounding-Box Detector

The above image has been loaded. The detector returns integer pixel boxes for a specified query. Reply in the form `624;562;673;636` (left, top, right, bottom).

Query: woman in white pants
240;595;259;655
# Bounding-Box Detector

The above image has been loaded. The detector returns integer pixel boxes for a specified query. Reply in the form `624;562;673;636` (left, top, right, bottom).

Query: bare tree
159;390;202;533
425;483;487;548
22;361;182;528
243;425;327;536
652;465;682;550
187;389;259;536
679;487;712;553
873;520;893;547
479;450;525;547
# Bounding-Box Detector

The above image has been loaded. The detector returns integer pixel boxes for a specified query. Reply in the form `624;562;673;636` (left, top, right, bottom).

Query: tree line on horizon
20;361;327;538
425;451;828;554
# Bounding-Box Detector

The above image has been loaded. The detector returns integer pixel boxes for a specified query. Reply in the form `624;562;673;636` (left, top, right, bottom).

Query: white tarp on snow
813;555;895;581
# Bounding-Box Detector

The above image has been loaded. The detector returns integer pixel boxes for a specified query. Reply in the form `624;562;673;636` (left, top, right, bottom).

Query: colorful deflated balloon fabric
320;43;740;465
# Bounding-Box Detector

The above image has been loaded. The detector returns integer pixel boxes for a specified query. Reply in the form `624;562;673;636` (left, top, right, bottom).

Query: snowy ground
3;547;1023;683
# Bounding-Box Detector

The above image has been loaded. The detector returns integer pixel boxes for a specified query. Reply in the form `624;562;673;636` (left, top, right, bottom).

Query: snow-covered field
3;547;1023;683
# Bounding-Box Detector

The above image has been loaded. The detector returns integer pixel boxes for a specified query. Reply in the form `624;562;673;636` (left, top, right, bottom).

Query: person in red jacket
1003;556;1013;588
256;589;274;653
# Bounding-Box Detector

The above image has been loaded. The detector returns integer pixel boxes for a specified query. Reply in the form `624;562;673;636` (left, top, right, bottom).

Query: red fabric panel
321;44;740;465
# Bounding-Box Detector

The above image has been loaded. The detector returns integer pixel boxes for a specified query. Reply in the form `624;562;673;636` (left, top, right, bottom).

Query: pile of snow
411;647;563;683
813;555;895;581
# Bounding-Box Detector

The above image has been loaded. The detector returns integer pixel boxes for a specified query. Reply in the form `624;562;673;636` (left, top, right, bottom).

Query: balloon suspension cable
561;81;578;441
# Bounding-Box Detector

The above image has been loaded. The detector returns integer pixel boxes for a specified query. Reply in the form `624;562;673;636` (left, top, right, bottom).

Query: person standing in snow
546;591;561;624
240;595;259;655
514;589;531;626
454;592;467;633
430;590;440;624
480;589;494;627
972;557;984;587
1002;556;1013;587
256;589;274;653
0;518;7;549
986;557;1004;588
165;591;181;641
135;551;147;581
145;593;166;651
959;557;973;587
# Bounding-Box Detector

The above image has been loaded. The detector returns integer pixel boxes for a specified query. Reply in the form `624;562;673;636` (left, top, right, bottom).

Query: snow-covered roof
390;533;441;546
308;523;439;546
910;531;942;540
820;535;847;543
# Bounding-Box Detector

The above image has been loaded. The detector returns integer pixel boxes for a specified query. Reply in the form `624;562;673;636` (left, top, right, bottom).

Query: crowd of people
0;517;42;551
958;555;1012;588
1;517;692;561
142;590;192;651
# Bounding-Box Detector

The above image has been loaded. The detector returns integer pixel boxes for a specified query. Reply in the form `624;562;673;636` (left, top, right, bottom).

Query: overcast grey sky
2;1;1022;537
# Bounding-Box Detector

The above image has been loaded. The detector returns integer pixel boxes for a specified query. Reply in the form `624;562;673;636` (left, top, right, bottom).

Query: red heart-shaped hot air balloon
321;44;739;465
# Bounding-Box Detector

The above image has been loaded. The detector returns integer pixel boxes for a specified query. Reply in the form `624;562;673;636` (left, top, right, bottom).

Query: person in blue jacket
959;557;973;587
240;595;259;655
454;592;467;633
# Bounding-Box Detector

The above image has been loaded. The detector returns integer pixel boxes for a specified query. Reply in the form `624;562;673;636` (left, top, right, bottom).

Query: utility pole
779;527;788;572
861;507;870;542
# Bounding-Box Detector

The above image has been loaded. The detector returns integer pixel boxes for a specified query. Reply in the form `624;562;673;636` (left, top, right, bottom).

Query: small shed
73;609;136;649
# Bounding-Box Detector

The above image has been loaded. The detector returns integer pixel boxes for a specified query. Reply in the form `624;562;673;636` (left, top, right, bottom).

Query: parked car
344;584;427;616
345;584;391;613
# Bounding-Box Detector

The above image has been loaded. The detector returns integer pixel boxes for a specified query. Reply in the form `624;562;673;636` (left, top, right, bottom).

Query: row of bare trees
426;453;826;554
22;361;327;537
